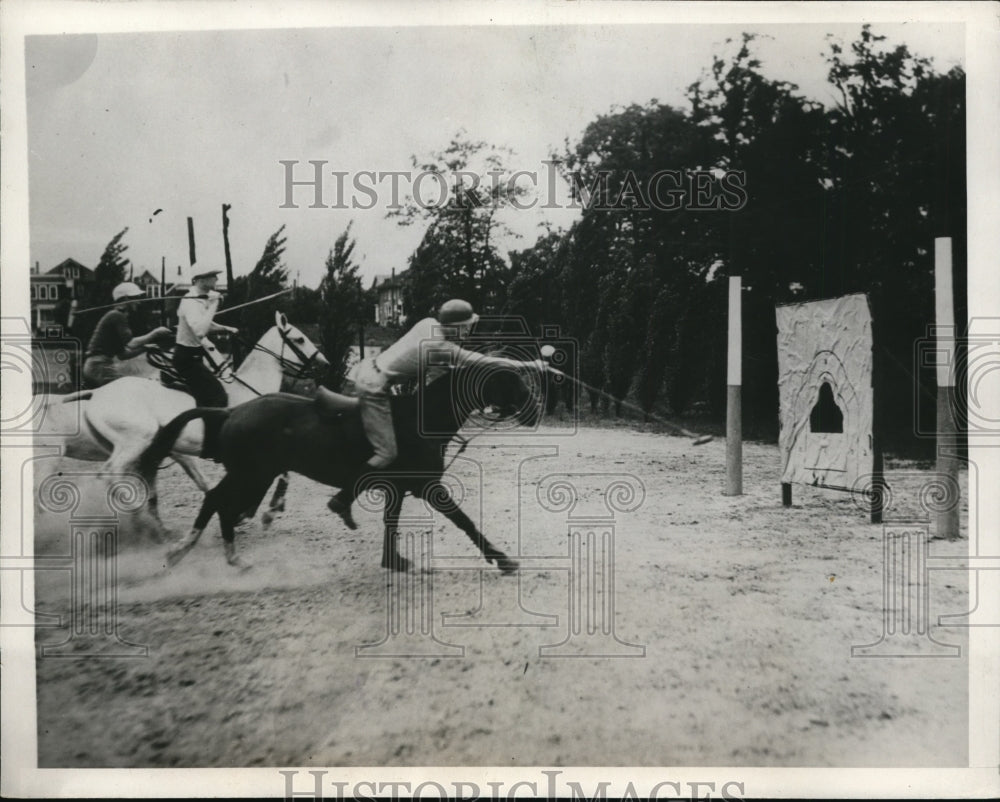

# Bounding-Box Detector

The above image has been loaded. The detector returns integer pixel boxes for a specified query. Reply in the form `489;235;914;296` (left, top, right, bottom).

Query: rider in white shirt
172;268;238;457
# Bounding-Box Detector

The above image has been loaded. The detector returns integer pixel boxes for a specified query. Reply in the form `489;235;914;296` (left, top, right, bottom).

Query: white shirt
176;289;222;347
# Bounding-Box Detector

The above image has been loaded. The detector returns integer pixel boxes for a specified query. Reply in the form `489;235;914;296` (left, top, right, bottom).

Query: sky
25;20;964;290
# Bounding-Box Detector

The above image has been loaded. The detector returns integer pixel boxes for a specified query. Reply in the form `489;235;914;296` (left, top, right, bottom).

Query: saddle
145;345;189;392
314;386;360;419
145;344;227;395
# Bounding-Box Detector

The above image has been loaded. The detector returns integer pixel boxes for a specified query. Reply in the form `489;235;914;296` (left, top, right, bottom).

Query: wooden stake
726;275;743;495
935;237;960;540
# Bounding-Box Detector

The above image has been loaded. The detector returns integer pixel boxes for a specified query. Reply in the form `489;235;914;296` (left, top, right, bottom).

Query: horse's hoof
229;558;253;573
496;556;519;574
261;511;274;530
165;548;186;568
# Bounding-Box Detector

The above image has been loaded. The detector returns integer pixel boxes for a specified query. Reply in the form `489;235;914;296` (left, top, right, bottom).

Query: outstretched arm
121;327;173;358
454;346;546;373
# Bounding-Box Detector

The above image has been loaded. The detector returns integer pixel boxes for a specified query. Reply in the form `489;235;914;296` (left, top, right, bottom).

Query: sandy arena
32;425;970;768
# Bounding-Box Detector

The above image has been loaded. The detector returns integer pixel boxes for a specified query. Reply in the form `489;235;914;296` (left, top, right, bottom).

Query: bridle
248;327;323;381
222;326;324;397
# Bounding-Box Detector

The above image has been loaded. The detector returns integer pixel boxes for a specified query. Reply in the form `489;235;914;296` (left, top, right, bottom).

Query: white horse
41;336;232;488
36;311;328;536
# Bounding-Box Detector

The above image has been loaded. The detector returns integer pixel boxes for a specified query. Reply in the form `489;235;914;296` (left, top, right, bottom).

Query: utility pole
187;217;196;269
222;204;234;289
160;256;166;325
358;278;366;360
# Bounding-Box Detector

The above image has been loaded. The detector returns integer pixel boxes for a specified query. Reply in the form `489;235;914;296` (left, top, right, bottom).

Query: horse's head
258;311;329;379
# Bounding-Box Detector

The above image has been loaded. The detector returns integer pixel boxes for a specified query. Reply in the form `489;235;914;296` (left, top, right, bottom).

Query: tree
393;132;526;317
318;223;364;390
72;227;131;346
226;225;291;359
286;284;323;326
501;27;965;450
506;229;566;333
820;26;966;452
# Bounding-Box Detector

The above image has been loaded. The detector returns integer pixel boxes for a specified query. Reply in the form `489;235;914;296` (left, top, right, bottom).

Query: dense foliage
397;28;966;454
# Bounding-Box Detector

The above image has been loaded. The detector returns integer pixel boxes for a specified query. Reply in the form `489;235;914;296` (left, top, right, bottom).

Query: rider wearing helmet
82;282;172;388
327;298;546;530
174;268;239;458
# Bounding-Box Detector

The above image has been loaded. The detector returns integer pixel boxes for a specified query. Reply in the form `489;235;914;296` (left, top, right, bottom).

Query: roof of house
372;270;406;290
45;258;93;278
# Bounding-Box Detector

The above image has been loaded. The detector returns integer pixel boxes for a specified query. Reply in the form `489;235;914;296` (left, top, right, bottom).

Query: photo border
3;1;998;798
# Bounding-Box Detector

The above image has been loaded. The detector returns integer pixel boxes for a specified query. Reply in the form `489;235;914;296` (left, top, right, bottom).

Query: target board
775;293;875;498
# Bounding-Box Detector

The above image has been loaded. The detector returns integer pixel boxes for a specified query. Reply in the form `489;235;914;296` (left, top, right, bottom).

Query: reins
239;330;322;382
221;327;323;397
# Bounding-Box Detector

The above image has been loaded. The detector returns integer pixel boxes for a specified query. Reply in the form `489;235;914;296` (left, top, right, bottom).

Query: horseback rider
82;282;173;388
326;298;546;530
173;267;238;458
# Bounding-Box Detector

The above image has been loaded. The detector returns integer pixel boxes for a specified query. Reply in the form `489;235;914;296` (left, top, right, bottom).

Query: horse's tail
61;390;93;403
139;407;231;475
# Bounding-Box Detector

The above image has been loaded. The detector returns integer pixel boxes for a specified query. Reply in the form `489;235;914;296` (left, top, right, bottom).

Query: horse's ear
275;310;288;330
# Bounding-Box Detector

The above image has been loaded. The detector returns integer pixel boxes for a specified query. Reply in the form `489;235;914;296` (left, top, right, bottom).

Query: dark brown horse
140;363;542;571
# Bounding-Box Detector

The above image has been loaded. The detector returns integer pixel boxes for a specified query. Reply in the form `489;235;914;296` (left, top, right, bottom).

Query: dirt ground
32;425;970;768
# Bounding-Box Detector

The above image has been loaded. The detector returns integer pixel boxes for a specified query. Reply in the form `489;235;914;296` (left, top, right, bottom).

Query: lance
71;294;186;315
72;286;291;317
214;287;294;316
538;346;713;445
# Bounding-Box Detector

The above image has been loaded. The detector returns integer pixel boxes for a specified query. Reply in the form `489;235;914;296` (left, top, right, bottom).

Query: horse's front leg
166;481;220;567
419;480;518;574
220;474;273;572
381;482;408;572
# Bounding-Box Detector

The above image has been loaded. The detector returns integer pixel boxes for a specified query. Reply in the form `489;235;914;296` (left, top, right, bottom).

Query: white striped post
935;237;960;540
726;275;743;495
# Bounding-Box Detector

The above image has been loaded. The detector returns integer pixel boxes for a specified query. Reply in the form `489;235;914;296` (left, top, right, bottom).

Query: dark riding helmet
438;298;479;327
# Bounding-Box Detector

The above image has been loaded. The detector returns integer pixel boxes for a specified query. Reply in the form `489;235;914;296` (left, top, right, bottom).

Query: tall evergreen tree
226;225;291;354
72;227;131;345
318;223;364;391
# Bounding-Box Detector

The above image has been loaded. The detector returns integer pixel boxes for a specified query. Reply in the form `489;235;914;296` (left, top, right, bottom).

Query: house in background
29;258;94;334
132;269;164;298
372;268;406;327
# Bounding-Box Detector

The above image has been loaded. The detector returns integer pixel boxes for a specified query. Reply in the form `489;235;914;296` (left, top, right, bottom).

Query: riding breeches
82;356;124;388
172;345;227;407
359;393;397;468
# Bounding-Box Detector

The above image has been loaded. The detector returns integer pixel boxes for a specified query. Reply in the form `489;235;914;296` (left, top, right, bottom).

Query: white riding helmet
112;282;145;302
